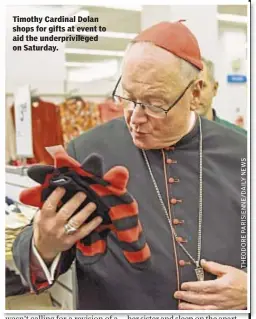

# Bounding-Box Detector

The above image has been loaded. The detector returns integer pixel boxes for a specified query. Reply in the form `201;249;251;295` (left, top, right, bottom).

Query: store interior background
5;4;248;310
6;4;248;126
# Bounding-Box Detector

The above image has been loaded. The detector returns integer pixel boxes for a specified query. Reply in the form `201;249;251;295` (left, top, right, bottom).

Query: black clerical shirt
13;116;247;310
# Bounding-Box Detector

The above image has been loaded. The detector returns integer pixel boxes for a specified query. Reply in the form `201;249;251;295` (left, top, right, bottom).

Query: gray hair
201;57;215;82
179;58;200;82
124;42;200;82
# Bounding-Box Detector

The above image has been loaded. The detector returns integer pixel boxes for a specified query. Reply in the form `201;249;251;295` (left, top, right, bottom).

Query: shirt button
168;177;180;183
176;236;187;243
166;159;177;164
179;260;191;266
176;237;183;243
170;198;182;205
179;260;185;266
172;218;181;225
170;198;177;204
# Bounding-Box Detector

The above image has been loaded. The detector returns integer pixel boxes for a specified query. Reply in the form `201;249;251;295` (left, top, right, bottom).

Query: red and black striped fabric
20;150;151;269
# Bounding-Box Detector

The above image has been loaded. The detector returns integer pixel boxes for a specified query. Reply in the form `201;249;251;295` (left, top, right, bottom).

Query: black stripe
101;193;134;207
48;170;134;210
28;165;54;184
112;215;138;231
42;187;53;201
45;170;137;228
76;249;106;264
118;232;146;252
50;174;111;222
67;171;134;207
81;229;110;245
69;170;109;186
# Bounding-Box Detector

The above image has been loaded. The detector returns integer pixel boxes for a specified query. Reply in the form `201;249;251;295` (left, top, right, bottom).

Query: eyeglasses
112;76;195;119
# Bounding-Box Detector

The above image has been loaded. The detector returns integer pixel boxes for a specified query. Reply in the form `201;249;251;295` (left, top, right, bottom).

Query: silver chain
142;116;203;267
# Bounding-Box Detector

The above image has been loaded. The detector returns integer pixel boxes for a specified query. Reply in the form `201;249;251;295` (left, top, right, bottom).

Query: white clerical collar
188;111;196;133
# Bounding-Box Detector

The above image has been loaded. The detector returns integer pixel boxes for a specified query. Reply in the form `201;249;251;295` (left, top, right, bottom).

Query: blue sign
227;75;247;83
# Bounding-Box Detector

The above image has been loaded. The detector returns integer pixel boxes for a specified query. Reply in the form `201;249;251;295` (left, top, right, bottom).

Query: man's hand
33;187;102;263
174;259;247;310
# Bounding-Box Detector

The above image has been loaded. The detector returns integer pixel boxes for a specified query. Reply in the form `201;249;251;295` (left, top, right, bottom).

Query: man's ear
190;79;202;111
213;81;219;97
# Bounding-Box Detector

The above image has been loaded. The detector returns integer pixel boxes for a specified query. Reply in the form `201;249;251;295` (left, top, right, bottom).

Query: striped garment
20;150;151;269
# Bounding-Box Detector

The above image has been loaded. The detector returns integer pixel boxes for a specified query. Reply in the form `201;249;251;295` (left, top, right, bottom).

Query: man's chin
196;110;204;116
132;136;149;149
197;106;209;117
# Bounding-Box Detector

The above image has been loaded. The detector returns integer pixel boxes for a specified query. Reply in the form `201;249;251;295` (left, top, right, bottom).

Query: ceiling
65;5;248;81
65;6;140;67
218;5;247;16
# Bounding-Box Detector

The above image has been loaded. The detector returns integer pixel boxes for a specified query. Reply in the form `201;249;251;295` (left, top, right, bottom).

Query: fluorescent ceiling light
65;48;125;57
83;4;142;11
68;31;137;39
66;9;90;26
217;14;247;24
65;60;117;68
68;73;114;82
67;60;118;82
73;10;89;17
66;62;95;68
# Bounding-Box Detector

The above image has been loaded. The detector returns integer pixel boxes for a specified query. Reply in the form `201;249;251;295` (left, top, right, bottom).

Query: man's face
197;62;218;117
121;43;201;149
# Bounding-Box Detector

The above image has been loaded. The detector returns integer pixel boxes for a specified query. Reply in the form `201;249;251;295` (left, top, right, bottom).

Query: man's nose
130;104;147;124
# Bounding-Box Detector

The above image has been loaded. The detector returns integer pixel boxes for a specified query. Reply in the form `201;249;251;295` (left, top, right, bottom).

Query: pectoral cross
195;267;204;281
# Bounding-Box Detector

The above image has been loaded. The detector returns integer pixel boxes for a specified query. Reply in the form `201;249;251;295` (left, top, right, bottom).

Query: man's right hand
33;187;102;263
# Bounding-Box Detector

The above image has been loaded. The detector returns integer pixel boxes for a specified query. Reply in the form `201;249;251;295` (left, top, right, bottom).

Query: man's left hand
174;259;247;310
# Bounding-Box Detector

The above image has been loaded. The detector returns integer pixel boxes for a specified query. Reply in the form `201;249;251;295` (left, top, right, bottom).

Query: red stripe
53;151;93;177
116;222;142;243
43;174;52;186
109;202;138;221
31;269;36;286
55;152;81;170
105;185;127;196
36;281;50;290
73;166;93;177
19;185;44;208
103;166;128;192
123;244;151;263
30;269;49;291
76;239;106;256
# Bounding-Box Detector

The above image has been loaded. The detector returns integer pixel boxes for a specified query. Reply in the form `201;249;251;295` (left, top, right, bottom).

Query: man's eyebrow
143;91;170;102
120;84;170;101
143;92;165;99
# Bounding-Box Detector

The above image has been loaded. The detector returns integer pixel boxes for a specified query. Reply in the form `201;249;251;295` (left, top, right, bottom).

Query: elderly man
13;21;247;310
197;57;247;135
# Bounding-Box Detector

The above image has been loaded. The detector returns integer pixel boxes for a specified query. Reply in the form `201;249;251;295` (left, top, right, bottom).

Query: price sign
14;85;33;157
